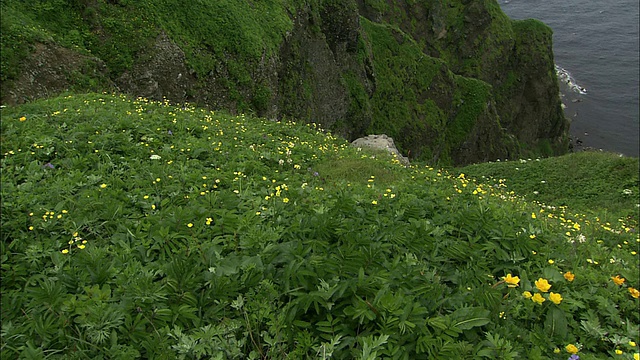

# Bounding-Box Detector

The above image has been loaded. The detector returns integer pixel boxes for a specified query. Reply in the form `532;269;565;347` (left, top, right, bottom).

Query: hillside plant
1;93;638;359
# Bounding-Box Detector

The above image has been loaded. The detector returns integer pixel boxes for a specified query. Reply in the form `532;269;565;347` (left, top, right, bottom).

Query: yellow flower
19;116;26;122
372;200;377;205
502;274;520;287
554;348;561;354
61;249;69;254
522;291;533;299
100;183;107;189
529;234;536;239
566;344;579;354
629;341;636;347
77;244;86;250
206;217;213;225
535;278;552;292
629;287;640;299
283;198;289;203
549;292;563;305
634;353;639;360
187;223;193;228
531;212;536;219
615;349;623;355
531;293;545;304
564;271;575;282
548;259;554;264
612;275;625;286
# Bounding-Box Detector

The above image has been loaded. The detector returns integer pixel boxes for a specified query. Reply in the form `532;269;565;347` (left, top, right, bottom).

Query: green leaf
541;267;564;283
450;307;490;330
544;307;568;341
427;316;448;331
292;320;311;328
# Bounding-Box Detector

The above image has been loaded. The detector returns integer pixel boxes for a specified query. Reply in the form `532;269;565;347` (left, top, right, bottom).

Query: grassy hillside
459;153;639;225
1;93;638;359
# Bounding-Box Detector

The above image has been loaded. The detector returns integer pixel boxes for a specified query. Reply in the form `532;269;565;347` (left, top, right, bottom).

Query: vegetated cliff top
1;0;570;166
1;92;637;358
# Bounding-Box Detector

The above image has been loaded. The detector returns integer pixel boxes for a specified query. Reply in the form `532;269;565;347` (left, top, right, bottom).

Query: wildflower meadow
1;93;638;359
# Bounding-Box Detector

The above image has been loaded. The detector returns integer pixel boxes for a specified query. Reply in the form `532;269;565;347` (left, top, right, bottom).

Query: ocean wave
555;64;587;94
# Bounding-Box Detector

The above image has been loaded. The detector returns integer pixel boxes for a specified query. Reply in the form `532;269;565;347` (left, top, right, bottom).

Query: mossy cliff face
0;0;568;165
354;0;568;160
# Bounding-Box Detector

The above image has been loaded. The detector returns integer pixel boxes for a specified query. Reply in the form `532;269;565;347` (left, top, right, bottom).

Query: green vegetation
414;0;515;80
359;16;506;165
2;93;638;359
140;0;293;79
1;0;570;165
360;18;458;162
449;76;492;147
0;0;157;79
0;0;292;80
459;152;640;224
511;19;554;66
0;3;45;82
0;0;302;117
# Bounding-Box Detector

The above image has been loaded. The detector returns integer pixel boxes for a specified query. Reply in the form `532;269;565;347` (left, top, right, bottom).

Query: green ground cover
1;93;638;359
459;153;639;225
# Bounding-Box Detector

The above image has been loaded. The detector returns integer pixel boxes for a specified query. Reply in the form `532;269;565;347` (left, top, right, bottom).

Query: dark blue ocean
499;0;640;157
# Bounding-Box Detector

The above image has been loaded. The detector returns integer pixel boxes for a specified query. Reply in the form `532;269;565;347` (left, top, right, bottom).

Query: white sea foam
555;64;587;94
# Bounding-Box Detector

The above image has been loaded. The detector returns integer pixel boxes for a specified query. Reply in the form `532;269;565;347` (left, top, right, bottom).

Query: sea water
499;0;640;157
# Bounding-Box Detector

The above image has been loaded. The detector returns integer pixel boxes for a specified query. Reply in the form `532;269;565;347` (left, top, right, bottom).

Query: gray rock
351;134;410;166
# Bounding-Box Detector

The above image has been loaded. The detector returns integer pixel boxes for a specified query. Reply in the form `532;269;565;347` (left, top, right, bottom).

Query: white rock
350;134;409;165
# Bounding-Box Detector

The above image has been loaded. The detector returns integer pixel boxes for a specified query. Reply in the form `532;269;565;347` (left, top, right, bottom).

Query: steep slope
0;0;569;165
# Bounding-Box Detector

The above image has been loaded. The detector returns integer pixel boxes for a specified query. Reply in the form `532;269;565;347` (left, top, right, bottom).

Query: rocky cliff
0;0;569;165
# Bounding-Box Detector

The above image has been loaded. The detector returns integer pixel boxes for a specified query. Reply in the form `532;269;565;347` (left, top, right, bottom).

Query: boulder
351;134;410;166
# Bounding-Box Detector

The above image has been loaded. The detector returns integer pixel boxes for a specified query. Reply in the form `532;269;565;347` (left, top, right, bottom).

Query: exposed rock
351;134;410;165
1;42;111;105
116;32;196;101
